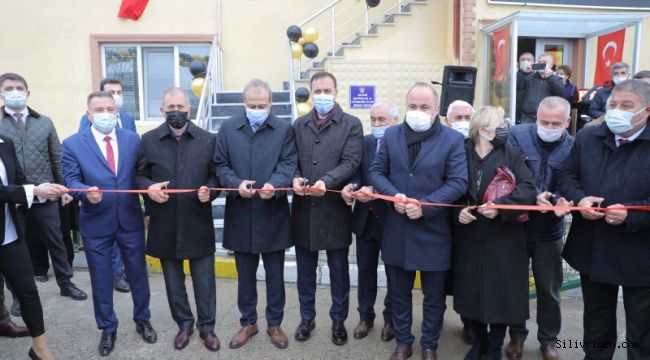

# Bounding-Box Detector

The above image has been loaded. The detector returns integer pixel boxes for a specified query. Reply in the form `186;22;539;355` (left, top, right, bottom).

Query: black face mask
166;110;189;129
490;127;509;148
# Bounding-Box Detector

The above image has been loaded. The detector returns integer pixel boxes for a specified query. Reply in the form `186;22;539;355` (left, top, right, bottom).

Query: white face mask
450;121;470;139
405;110;432;132
519;60;531;72
537;124;564;143
612;75;628;85
604;107;646;135
92;112;117;133
113;95;124;109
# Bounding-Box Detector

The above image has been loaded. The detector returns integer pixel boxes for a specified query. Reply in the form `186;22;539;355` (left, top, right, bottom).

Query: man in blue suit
79;78;136;293
369;83;468;360
341;101;398;342
62;91;156;357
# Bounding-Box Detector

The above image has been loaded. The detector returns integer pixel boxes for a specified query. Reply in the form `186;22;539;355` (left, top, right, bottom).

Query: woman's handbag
480;165;529;223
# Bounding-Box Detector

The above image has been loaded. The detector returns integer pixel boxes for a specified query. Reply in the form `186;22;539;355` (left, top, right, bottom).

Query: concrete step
215;91;290;104
211;103;292;117
209;114;292;132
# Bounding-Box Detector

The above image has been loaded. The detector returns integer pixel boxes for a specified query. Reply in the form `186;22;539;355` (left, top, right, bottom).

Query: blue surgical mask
2;90;28;109
312;94;335;114
113;95;124;109
372;125;389;139
245;108;269;128
92;112;117;133
604;107;646;135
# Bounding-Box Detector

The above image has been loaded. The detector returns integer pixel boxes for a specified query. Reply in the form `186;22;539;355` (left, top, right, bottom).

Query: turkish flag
594;28;625;86
493;27;510;81
118;0;149;20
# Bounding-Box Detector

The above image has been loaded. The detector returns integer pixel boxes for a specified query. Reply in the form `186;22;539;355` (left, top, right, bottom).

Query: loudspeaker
439;66;477;117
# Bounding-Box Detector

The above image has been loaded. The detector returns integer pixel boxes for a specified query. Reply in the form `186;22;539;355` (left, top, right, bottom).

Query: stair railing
196;35;224;131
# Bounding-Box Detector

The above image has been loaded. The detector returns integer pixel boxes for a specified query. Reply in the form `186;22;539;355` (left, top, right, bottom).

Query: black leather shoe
34;274;49;282
28;347;41;360
381;323;396;342
113;273;131;293
294;319;315;341
136;321;157;343
60;282;88;300
98;331;116;357
331;320;348;345
10;301;20;317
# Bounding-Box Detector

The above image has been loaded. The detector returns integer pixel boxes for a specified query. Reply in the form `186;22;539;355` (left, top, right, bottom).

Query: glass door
535;38;573;68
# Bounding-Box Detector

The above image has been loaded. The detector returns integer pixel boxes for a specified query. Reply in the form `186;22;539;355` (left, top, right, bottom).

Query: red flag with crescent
493;27;510;81
118;0;149;20
594;28;625;86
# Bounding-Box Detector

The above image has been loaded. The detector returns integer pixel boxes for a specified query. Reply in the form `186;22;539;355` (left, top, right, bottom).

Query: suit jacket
136;122;219;260
62;127;143;238
214;113;297;254
79;111;137;133
351;134;387;236
369;120;468;271
556;123;650;287
0;136;29;240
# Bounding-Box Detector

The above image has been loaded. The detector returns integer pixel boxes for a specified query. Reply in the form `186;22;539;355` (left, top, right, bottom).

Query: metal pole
288;40;297;120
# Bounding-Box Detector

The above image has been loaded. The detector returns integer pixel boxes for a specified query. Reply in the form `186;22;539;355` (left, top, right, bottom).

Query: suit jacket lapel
396;125;410;169
116;129;127;175
412;132;437;169
82;130;114;175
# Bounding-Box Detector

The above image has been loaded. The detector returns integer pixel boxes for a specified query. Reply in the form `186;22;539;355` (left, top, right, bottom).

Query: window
101;43;210;121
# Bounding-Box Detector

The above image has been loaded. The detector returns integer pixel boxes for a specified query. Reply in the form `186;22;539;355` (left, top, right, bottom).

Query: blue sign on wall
349;85;375;109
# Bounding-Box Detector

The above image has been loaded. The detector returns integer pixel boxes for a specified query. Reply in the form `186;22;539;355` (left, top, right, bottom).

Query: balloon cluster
294;87;312;116
189;60;207;98
287;25;320;59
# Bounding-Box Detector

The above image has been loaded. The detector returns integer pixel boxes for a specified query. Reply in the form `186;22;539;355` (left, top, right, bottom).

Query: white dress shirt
0;145;35;246
4;107;29;126
91;126;119;174
615;125;646;147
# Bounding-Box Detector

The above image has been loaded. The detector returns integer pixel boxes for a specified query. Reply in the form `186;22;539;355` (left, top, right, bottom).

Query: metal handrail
196;35;223;131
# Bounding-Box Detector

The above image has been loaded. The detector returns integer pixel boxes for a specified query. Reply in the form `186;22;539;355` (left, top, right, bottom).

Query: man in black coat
588;62;631;120
341;101;399;342
518;53;564;123
214;79;297;350
291;71;363;346
556;79;650;360
506;96;574;360
136;87;220;353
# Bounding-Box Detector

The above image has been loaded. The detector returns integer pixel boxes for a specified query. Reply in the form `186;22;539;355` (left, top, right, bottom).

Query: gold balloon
191;77;205;98
303;27;319;43
298;37;306;46
291;42;303;59
297;102;312;116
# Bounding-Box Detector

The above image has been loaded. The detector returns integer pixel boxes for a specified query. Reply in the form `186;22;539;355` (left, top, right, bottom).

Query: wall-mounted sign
349;85;375;109
488;0;650;10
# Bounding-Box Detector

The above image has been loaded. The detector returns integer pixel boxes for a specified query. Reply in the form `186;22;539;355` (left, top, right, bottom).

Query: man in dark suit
79;77;137;294
214;79;297;350
291;71;363;346
136;87;220;353
369;82;468;360
556;79;650;360
341;101;398;341
62;91;156;357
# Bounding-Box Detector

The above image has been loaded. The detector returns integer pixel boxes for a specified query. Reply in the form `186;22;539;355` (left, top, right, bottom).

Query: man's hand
355;186;374;203
292;177;308;196
309;180;326;197
553;197;573;217
197;186;210;203
34;183;66;201
147;181;170;204
536;191;553;214
341;184;355;206
259;183;275;200
394;193;407;214
238;180;256;198
405;200;422;220
86;186;102;204
144;215;150;229
61;193;74;206
605;203;627;226
542;65;553;78
459;207;477;224
577;196;605;220
477;202;499;219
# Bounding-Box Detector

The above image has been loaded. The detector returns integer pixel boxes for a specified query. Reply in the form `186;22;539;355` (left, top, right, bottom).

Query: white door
535;38;573;67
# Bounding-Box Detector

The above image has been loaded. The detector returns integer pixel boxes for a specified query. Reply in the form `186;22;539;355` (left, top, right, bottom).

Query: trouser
160;255;216;332
580;274;650;360
234;250;285;326
296;246;349;322
0;274;9;325
84;226;151;332
386;264;446;349
111;243;124;278
356;215;392;325
509;239;563;345
19;202;73;287
0;240;44;337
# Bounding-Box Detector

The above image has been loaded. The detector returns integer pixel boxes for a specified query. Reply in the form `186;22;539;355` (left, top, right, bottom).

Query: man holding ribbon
214;79;297;350
136;87;220;353
62;91;156;357
557;79;650;360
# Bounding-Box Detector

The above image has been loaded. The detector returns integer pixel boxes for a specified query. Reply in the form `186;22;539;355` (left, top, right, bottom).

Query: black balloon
366;0;380;7
189;60;207;77
286;25;302;42
295;87;310;102
303;43;319;59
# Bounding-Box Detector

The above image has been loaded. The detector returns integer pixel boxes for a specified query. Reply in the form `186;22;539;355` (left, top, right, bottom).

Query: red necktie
104;136;116;174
